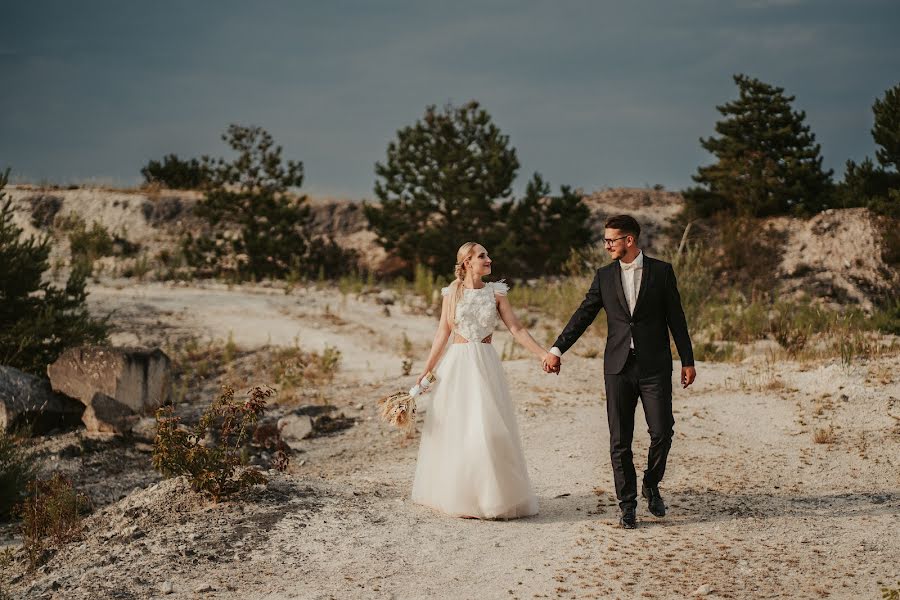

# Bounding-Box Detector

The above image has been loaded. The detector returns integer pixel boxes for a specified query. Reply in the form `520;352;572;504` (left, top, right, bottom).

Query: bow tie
621;260;640;271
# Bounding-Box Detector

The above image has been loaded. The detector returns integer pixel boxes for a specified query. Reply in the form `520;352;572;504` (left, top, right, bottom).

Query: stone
0;365;84;434
694;584;712;596
278;414;313;441
47;346;172;414
82;392;138;434
193;582;213;592
375;290;396;305
158;581;174;594
131;416;158;441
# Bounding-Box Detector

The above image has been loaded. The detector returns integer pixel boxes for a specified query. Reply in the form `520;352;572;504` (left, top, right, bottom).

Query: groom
542;214;696;529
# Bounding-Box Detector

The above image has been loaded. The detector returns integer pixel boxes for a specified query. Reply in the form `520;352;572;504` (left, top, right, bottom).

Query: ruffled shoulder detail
490;280;509;296
440;285;452;297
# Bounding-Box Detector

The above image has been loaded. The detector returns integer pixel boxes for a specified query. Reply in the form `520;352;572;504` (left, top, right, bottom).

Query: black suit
553;255;694;510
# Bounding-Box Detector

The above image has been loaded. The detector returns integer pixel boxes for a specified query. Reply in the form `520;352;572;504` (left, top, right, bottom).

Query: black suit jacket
553;255;694;375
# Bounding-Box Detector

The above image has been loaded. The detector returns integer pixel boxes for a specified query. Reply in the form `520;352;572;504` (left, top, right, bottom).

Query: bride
411;241;548;519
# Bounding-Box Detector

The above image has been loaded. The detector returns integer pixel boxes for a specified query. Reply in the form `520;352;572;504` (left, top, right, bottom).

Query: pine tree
364;102;519;274
0;169;108;375
836;82;900;217
685;74;833;217
495;173;593;278
873;82;900;172
183;125;356;280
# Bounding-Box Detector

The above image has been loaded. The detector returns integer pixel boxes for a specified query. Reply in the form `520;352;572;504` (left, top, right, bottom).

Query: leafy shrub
0;432;36;521
141;153;211;190
0;169;109;375
20;473;92;570
152;385;271;501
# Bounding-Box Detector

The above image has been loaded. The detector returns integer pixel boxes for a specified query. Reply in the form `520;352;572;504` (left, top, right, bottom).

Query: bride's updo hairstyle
446;241;478;329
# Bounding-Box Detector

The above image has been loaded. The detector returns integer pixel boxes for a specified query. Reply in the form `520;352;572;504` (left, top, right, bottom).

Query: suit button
629;321;634;327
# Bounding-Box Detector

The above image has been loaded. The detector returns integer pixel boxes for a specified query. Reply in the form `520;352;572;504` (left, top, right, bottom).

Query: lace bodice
441;281;509;342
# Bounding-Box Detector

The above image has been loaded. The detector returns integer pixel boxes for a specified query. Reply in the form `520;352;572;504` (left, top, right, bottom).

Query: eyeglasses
603;235;630;246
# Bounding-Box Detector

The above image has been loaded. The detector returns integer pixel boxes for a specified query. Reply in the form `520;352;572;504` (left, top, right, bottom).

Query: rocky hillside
6;185;898;309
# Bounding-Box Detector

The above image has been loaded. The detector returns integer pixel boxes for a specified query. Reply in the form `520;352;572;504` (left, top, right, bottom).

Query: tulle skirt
412;342;539;520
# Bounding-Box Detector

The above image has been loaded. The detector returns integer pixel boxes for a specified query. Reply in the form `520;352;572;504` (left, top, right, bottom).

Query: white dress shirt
620;251;643;348
550;251;643;357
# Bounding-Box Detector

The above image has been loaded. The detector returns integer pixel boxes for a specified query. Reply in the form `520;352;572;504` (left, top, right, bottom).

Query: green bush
0;432;36;521
152;385;271;501
0;169;109;375
141;153;211;190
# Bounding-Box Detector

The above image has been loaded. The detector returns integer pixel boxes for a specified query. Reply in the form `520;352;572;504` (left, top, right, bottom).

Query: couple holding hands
410;214;695;529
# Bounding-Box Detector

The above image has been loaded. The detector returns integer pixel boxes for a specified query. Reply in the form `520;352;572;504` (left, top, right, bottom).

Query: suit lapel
612;261;631;317
632;256;653;316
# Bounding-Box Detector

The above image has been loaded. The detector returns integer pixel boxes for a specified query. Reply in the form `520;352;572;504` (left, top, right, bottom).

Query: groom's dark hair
605;215;641;240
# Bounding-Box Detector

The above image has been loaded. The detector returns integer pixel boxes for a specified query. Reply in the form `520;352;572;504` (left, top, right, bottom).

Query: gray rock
82;392;138;434
694;583;712;596
278;414;313;441
375;290;396;305
47;346;172;414
193;582;213;592
131;416;158;441
0;365;84;434
158;580;174;594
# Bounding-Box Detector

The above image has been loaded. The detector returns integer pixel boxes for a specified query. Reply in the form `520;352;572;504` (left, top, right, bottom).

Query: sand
5;280;900;600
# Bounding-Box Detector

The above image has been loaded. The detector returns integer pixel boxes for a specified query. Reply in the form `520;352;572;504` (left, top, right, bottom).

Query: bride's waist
451;333;493;344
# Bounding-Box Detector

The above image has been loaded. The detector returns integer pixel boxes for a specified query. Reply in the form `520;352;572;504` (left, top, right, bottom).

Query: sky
2;0;899;199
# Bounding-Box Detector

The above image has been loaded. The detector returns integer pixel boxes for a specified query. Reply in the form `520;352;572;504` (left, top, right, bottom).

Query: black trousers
604;350;674;510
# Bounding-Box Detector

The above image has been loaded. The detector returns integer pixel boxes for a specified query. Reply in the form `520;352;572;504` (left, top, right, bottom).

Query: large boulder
0;365;84;434
47;347;172;414
82;392;139;435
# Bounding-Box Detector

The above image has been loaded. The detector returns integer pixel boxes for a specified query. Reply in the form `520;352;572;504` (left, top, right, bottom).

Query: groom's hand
542;353;561;375
681;366;696;388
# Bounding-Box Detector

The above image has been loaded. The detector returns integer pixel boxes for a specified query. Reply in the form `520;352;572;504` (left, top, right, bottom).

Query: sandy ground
5;280;900;600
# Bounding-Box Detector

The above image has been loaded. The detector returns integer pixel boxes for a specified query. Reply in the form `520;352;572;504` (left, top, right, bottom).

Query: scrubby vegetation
141;153;211;190
152;385;276;501
20;474;92;570
0;431;37;521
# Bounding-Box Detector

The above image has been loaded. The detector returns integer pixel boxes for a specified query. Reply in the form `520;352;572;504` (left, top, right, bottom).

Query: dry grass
813;426;837;445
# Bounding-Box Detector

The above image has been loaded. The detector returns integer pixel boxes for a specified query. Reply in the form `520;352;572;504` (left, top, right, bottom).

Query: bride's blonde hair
446;241;479;329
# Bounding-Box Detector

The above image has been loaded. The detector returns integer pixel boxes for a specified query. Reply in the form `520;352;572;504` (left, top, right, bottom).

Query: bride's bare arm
496;294;547;359
417;294;452;385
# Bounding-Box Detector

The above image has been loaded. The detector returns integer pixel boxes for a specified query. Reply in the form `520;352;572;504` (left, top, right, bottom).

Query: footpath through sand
9;281;900;599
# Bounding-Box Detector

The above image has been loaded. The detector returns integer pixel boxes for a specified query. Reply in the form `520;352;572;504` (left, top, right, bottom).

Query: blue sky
2;1;898;199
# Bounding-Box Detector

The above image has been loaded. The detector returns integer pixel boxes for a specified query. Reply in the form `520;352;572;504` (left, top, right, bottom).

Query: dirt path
8;282;900;600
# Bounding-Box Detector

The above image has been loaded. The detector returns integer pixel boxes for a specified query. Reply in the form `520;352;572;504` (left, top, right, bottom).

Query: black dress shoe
619;506;636;529
642;483;666;517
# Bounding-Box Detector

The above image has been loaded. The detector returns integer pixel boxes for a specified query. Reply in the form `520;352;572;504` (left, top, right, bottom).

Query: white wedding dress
411;281;539;519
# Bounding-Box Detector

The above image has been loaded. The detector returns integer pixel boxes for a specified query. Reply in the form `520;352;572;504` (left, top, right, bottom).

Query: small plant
883;581;900;600
152;385;271;501
19;473;92;570
813;426;836;445
0;432;37;521
400;333;414;375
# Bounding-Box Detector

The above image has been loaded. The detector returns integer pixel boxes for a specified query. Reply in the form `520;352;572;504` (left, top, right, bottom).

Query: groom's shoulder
644;255;673;270
596;262;617;276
